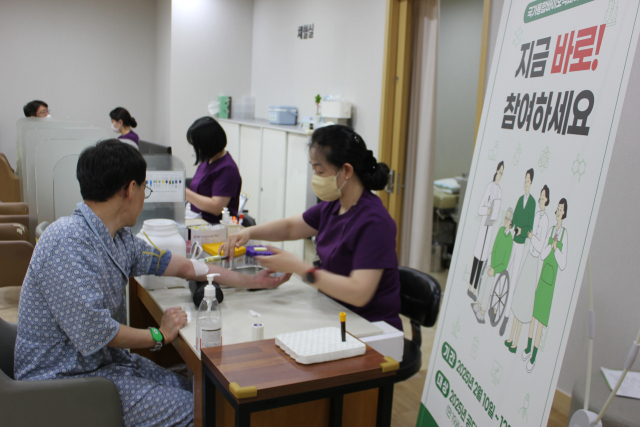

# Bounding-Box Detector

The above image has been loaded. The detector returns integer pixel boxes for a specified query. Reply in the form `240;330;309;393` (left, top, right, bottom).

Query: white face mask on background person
45;114;51;119
311;169;348;201
111;123;120;133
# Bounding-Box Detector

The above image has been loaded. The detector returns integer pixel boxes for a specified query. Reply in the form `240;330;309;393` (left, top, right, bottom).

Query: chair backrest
242;212;256;227
0;223;29;242
398;267;442;328
0;155;20;203
0;241;34;288
0;317;18;379
0;203;28;216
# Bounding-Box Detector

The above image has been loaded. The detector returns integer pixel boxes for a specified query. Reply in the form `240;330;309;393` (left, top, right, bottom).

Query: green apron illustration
532;226;564;326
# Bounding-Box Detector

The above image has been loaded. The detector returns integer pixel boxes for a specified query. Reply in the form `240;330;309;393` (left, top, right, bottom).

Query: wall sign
297;24;314;39
418;0;639;425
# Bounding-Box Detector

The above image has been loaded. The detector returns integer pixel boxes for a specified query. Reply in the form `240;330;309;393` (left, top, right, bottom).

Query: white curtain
400;0;439;271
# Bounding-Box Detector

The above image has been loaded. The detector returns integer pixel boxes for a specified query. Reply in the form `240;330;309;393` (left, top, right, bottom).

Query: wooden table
202;339;397;427
129;278;390;427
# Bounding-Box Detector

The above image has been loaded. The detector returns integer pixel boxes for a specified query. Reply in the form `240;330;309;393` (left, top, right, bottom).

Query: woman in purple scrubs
223;125;402;330
110;107;139;146
185;117;242;224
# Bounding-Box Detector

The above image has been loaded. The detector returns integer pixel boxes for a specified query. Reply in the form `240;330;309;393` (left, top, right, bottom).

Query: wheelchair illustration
488;270;510;327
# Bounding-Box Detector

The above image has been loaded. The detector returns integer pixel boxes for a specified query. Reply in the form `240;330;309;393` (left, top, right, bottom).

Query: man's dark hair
186;117;227;165
23;100;48;117
77;139;147;202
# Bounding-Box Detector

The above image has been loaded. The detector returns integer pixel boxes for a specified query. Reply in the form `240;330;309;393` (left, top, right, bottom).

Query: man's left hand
250;268;291;289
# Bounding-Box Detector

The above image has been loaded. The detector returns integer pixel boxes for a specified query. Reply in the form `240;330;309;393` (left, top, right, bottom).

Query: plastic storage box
269;106;298;125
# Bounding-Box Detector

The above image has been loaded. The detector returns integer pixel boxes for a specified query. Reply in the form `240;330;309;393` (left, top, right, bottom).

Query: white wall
155;0;172;147
434;0;484;180
250;0;386;158
170;0;254;177
485;0;640;397
0;0;159;169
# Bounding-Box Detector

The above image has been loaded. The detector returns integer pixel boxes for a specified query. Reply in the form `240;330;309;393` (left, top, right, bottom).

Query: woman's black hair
309;125;389;191
526;167;535;182
110;107;138;128
558;198;568;219
77;139;146;202
541;185;550;206
493;161;505;181
186;117;227;165
23;100;48;117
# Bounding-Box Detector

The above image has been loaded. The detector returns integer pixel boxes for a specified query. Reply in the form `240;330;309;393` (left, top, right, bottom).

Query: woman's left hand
255;246;308;275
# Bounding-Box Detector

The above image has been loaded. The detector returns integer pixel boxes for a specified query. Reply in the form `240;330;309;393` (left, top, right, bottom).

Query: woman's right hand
221;229;251;259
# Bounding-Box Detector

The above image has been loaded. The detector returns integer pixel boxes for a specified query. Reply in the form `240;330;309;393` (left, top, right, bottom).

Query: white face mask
311;170;348;201
45;114;51;119
111;123;120;133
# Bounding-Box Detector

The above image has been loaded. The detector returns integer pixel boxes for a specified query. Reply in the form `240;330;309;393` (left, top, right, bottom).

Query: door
378;0;414;250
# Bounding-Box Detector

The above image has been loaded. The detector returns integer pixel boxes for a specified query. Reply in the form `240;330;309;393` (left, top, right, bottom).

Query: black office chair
0;318;123;426
395;267;442;383
241;211;256;227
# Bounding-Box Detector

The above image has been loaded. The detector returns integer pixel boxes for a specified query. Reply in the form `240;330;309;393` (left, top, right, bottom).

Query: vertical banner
419;1;640;426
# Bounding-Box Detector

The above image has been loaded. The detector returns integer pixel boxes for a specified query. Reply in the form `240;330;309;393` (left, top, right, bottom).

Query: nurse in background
110;107;139;146
185;117;242;224
222;125;402;330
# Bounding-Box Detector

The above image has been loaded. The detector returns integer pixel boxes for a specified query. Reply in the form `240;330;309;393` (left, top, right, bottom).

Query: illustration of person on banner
504;185;551;353
523;198;568;373
468;161;503;302
472;207;514;323
499;168;536;336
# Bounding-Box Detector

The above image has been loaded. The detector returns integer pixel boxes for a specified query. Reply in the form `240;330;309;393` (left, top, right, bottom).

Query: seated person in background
472;208;514;323
14;140;289;427
23;100;50;118
223;125;402;330
185;117;242;224
110;107;140;146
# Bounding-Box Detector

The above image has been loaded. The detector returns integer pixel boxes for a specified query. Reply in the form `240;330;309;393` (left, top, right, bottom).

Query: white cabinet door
283;133;315;259
259;129;287;249
219;121;240;164
238;126;262;220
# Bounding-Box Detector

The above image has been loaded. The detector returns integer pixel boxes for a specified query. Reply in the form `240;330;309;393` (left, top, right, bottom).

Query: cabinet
217;118;315;259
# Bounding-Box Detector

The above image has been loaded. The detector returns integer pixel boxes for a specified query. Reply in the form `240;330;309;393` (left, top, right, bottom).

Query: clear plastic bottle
196;274;222;353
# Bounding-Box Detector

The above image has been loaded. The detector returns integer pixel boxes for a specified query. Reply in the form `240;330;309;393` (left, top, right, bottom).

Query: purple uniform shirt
119;131;139;145
190;153;242;224
303;190;402;330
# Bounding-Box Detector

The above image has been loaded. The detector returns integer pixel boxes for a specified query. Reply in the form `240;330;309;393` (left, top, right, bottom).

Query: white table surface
145;276;383;358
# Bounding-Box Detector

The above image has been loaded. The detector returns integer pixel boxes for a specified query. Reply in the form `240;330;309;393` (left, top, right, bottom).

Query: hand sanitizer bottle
196;273;222;354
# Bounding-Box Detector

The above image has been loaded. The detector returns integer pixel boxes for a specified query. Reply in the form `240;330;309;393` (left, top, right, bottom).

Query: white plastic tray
276;327;366;365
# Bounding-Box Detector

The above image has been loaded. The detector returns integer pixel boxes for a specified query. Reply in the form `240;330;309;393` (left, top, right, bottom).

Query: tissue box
269;106;298;125
321;101;352;119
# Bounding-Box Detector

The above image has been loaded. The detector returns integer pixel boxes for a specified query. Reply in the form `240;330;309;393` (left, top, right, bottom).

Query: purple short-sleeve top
190;153;242;224
303;190;402;330
118;131;139;145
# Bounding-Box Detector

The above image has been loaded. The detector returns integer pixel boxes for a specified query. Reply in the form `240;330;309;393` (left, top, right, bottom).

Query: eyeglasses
145;185;153;199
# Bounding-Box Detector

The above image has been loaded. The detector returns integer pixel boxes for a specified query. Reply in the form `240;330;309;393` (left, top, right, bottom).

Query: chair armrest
0;203;28;215
1;376;123;427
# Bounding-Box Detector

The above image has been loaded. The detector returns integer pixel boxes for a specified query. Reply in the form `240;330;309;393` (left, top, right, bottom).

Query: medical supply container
268;106;298;125
196;274;222;353
136;219;187;290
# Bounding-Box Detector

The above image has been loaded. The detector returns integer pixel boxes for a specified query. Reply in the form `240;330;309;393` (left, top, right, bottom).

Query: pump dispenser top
205;273;220;298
